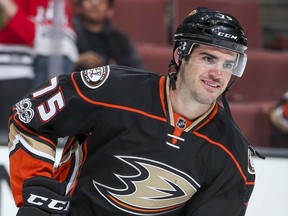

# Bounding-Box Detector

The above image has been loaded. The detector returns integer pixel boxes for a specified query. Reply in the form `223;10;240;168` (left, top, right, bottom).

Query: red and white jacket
0;0;78;80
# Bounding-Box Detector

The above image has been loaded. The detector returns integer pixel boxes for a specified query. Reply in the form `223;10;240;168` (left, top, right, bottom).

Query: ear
173;48;180;67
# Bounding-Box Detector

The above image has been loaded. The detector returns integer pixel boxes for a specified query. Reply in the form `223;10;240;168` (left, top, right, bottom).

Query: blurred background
0;0;288;215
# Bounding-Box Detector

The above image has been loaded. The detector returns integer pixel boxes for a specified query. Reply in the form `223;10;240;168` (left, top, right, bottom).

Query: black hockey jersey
8;65;255;216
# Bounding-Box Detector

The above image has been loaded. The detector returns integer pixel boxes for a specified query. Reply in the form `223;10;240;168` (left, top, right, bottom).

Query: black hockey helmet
170;7;248;78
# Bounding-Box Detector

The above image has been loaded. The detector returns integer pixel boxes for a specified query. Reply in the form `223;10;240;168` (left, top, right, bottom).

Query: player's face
81;0;113;23
178;44;237;105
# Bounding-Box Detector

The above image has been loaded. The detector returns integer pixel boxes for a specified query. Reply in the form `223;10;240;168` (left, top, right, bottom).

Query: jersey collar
162;76;218;132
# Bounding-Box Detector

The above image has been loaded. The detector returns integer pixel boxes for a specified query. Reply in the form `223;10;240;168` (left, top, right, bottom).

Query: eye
203;56;215;64
223;62;235;70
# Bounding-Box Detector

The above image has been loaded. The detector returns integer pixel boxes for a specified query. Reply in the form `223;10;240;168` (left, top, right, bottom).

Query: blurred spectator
0;0;78;135
0;0;34;135
72;0;144;71
270;91;288;147
33;0;78;87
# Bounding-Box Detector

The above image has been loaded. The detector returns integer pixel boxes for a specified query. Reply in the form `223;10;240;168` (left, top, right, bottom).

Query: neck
170;87;213;120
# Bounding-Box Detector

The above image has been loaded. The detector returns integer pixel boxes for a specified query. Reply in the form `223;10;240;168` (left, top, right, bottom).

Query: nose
208;64;223;77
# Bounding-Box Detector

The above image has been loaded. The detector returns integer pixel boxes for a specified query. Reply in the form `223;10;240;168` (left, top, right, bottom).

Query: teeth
204;81;218;88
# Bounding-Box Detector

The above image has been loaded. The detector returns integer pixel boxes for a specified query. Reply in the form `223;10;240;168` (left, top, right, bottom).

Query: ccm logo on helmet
27;193;70;211
217;32;238;40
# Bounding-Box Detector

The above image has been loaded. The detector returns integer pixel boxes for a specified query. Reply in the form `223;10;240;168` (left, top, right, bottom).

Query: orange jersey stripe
54;158;72;182
246;181;255;185
159;76;167;117
10;149;54;206
12;113;57;148
108;195;184;213
195;104;218;130
71;73;167;123
193;131;247;182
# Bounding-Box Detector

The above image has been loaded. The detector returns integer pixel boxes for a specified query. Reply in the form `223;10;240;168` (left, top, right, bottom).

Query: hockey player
9;7;258;216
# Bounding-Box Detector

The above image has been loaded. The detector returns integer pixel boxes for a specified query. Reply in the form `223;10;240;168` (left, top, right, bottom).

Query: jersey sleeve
8;68;111;206
181;146;255;216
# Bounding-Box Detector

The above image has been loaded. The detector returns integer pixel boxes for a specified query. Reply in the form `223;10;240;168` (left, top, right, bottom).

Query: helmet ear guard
168;40;193;89
169;40;194;73
177;41;195;58
168;40;196;90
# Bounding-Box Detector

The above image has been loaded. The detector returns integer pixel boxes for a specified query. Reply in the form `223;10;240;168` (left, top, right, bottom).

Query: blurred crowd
0;0;144;137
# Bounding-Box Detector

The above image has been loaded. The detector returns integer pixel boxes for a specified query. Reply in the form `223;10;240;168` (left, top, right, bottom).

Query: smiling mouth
203;80;220;88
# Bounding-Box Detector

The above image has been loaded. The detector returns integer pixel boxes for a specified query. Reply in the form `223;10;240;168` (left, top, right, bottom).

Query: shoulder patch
80;66;110;89
15;98;34;123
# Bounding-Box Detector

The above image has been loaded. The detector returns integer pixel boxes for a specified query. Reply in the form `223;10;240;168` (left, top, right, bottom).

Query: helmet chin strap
168;60;178;90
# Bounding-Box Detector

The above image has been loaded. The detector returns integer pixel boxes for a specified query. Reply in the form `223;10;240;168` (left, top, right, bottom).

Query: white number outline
32;77;58;98
32;77;66;122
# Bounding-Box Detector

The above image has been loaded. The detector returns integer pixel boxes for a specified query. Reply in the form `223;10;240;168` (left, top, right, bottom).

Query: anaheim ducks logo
93;156;200;215
80;66;110;89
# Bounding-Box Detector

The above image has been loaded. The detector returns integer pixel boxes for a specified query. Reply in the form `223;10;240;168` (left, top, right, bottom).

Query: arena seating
230;101;276;147
136;43;172;74
112;0;170;45
113;0;263;47
175;0;263;48
229;49;288;102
